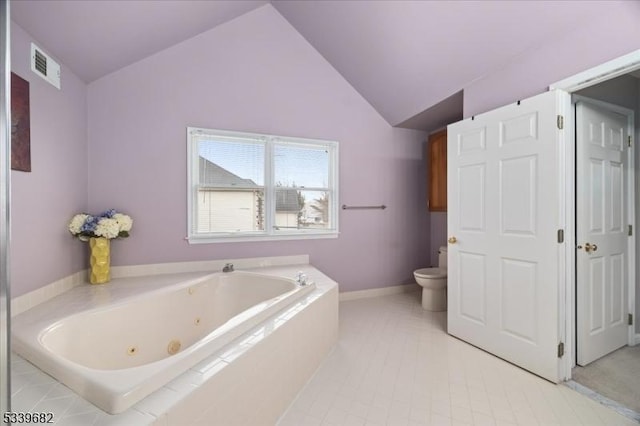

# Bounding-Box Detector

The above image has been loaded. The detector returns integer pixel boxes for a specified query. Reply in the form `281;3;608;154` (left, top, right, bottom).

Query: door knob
583;243;598;253
448;236;457;244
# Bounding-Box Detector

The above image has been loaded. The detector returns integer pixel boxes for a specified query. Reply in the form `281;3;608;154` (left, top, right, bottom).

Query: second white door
576;99;633;366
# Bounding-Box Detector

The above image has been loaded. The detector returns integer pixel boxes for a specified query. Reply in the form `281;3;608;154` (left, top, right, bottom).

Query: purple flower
80;215;99;232
99;209;116;218
69;209;132;241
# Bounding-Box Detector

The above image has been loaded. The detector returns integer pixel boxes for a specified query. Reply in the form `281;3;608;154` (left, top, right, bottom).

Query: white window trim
187;127;339;244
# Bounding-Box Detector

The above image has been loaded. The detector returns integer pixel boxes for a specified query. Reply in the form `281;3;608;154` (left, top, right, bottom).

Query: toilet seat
414;267;446;279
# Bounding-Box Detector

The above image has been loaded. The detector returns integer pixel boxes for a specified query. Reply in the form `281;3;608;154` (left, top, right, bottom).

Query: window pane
198;140;264;187
274;144;329;188
197;189;264;233
188;127;338;241
274;189;332;231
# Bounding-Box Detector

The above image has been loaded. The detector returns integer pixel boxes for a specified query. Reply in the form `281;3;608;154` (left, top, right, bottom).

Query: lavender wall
11;22;88;296
459;5;640;332
437;1;640;271
87;5;430;292
463;2;640;117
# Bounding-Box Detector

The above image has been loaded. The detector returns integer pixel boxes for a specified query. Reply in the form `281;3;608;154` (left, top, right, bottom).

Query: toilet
413;246;447;311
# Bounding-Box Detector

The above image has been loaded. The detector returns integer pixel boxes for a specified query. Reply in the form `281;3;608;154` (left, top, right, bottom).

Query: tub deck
11;264;338;424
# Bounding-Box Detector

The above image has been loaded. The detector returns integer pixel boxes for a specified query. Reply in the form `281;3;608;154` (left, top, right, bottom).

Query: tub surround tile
42;384;77;401
110;254;310;279
32;396;76;420
93;409;156;426
57;412;102;426
180;281;338;426
163;371;200;395
11;383;54;412
192;357;228;381
11;261;337;425
11;271;86;317
63;397;99;416
133;387;181;419
151;414;169;426
11;255;310;316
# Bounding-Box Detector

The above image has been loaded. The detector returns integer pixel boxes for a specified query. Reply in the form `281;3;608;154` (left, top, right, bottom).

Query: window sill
187;231;339;244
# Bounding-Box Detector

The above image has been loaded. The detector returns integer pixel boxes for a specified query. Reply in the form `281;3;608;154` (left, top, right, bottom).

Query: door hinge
557;342;565;358
629;136;632;147
629;313;633;325
629;225;633;236
557;229;564;243
557;115;564;130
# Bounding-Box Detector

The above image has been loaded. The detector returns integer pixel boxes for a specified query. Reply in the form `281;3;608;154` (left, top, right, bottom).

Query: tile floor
277;291;637;426
571;345;640;414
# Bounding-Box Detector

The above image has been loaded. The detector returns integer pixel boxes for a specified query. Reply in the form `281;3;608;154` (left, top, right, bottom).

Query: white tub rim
12;268;318;413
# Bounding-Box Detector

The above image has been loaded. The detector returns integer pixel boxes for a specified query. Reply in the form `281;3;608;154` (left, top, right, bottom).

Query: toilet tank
438;246;448;269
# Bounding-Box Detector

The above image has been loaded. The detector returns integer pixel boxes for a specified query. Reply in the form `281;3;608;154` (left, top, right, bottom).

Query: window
187;127;339;243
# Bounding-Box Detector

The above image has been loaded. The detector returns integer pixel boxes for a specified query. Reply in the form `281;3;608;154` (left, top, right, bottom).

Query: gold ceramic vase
89;237;110;284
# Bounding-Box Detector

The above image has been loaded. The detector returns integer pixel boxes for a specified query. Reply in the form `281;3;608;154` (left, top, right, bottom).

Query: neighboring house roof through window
199;156;301;213
198;157;258;187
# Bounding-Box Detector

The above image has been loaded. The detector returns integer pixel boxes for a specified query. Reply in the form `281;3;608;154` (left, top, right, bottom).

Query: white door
576;100;632;366
447;90;567;383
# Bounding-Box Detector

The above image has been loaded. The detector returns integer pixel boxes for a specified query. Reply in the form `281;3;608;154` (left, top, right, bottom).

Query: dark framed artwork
11;72;31;172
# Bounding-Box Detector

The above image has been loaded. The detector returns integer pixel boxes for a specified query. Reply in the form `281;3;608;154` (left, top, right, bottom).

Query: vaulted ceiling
10;0;637;130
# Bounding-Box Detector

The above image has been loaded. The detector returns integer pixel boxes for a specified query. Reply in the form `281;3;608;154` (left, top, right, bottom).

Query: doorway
569;74;640;416
446;49;640;411
574;95;634;366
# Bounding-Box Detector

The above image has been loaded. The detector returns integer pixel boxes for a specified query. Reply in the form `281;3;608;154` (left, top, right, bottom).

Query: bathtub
12;270;316;414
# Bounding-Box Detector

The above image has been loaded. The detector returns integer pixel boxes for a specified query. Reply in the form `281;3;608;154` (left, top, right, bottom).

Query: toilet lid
414;267;447;279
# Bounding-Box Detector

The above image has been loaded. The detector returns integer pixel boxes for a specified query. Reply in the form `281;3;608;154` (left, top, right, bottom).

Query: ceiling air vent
30;43;60;90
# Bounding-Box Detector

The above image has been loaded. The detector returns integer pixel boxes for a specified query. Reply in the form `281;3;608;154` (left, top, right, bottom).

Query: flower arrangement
68;209;133;241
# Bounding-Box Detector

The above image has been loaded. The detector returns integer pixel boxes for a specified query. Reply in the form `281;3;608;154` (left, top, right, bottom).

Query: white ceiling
10;0;640;130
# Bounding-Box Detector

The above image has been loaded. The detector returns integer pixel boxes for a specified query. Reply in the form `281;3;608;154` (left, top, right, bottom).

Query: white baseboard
339;283;419;301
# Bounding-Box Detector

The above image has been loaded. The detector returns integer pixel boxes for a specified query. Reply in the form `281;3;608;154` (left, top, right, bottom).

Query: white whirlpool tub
12;270;317;414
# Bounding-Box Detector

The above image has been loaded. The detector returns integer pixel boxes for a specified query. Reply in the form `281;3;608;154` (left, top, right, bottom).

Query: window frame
187;127;339;243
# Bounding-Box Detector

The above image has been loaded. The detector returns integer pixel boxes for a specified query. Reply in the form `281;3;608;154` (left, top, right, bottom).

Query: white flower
68;210;132;240
68;214;89;235
94;218;120;239
113;213;133;232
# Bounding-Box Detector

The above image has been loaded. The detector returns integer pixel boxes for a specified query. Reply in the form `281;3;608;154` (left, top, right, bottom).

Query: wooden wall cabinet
428;129;447;211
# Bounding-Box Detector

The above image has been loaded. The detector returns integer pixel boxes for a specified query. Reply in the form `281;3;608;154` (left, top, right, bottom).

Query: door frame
550;49;640;377
572;95;635;365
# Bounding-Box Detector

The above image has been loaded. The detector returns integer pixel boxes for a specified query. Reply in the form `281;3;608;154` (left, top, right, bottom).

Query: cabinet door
429;129;447;211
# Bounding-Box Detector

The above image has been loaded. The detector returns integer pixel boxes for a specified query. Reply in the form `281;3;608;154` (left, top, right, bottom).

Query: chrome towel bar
342;204;386;210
